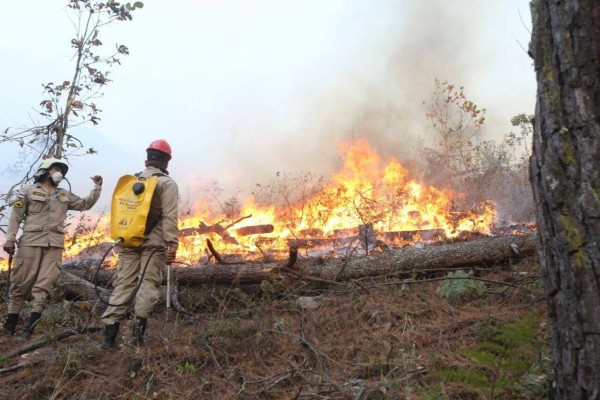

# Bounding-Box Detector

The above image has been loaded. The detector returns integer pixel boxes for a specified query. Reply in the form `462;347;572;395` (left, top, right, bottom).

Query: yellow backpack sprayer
94;174;168;307
110;175;158;247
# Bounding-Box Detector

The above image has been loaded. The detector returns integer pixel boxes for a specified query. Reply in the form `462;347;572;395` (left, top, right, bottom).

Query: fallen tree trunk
173;263;279;285
63;261;115;287
63;234;536;288
302;234;537;281
61;271;111;300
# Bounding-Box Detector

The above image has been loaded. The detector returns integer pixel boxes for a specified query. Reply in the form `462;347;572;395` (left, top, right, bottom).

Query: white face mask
51;171;63;184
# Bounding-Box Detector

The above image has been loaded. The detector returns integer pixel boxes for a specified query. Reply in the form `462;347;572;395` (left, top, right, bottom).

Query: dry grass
0;257;549;399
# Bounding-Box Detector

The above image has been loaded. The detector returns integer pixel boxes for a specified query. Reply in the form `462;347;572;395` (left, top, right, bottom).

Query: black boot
2;314;19;336
97;322;120;350
129;317;147;347
21;312;42;339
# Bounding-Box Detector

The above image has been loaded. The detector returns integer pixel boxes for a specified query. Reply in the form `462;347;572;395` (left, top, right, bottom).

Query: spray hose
93;238;165;307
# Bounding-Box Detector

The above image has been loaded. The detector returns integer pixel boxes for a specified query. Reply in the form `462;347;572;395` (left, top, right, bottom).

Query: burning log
179;222;238;244
287;238;335;248
207;237;298;270
333;227;358;237
298;228;324;237
179;218;273;244
234;224;274;236
382;229;445;242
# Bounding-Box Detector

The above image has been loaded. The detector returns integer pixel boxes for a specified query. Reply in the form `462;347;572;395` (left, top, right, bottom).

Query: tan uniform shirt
6;182;102;248
100;167;178;324
138;167;179;248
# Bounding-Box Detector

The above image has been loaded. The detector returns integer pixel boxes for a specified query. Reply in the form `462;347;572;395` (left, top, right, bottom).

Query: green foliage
423;312;549;399
437;270;485;303
177;361;196;373
417;383;450;400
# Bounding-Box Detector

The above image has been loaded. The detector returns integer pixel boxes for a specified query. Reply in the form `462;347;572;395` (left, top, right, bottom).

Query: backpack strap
143;173;169;235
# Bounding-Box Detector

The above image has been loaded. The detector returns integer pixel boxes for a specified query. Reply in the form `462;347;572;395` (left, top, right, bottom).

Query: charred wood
382;229;445;242
298;228;324;237
234;224;274;236
179;222;238;244
206;238;242;265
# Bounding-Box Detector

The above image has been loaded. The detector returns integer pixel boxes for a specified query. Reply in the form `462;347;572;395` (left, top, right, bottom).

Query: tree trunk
64;234;536;290
530;1;600;398
300;234;535;281
62;270;111;300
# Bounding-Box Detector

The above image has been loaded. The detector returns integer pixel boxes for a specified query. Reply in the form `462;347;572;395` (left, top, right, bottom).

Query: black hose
63;176;72;192
93;239;165;307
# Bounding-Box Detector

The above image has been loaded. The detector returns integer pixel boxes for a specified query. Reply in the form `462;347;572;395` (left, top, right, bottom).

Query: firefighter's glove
2;240;15;256
91;175;103;186
165;246;177;264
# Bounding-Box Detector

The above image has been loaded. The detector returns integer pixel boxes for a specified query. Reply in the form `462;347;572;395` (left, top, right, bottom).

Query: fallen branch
5;326;103;359
204;335;237;390
0;360;41;375
206;238;241;265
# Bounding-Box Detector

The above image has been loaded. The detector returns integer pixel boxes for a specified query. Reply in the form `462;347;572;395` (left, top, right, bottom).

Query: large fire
1;140;496;269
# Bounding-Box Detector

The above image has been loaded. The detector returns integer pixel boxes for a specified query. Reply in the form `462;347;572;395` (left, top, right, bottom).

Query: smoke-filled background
0;0;534;210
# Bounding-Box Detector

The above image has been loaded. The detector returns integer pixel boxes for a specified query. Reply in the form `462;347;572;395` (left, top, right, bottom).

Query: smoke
218;0;491;192
100;0;533;223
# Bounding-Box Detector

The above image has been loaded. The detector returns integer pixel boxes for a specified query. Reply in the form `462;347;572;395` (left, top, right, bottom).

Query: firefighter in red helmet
146;139;172;161
99;139;179;349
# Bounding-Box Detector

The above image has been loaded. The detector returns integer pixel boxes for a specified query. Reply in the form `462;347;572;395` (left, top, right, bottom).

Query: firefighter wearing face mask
98;139;179;349
1;158;103;339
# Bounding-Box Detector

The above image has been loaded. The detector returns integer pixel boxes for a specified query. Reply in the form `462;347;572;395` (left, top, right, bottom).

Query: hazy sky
0;0;535;210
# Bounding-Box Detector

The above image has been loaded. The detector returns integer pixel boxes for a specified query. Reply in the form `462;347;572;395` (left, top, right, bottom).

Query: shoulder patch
13;200;24;208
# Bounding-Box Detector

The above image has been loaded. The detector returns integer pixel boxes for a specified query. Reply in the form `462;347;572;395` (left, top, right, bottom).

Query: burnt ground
0;256;551;400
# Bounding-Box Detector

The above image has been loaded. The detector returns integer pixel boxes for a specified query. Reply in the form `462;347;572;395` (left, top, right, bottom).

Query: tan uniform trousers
8;246;63;314
101;246;166;325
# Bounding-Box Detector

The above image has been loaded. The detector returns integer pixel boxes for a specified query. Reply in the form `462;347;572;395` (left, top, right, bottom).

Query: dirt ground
0;256;550;400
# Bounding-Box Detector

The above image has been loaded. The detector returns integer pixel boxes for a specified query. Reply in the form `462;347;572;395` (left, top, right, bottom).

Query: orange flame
40;139;495;267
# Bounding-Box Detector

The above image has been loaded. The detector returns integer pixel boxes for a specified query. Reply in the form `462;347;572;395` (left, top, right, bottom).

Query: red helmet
146;139;172;160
